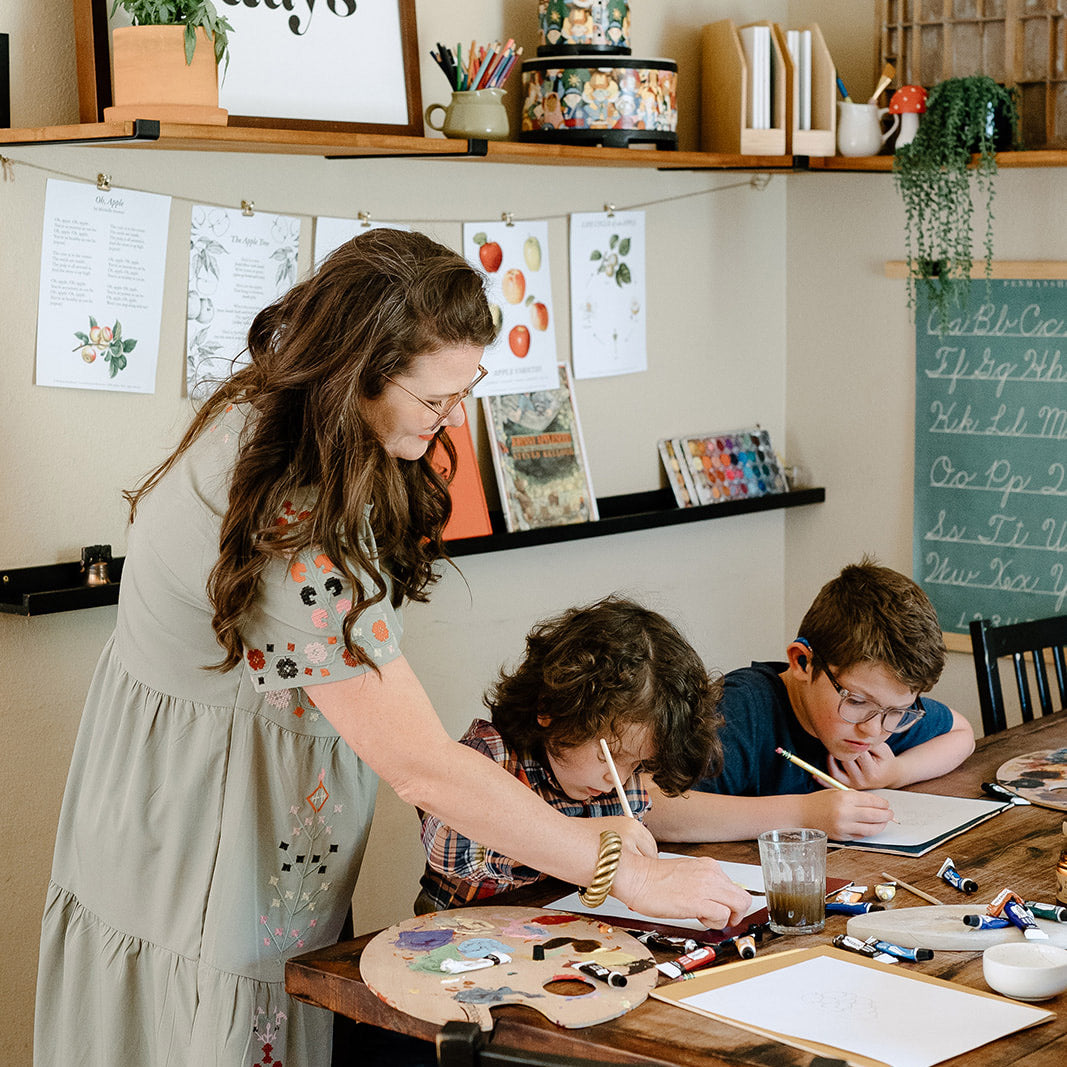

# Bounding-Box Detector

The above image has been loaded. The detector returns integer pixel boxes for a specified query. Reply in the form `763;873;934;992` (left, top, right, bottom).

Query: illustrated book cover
482;363;598;533
674;426;788;506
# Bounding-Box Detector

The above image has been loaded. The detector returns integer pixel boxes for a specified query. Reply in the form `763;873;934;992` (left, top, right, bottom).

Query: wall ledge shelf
1;488;824;615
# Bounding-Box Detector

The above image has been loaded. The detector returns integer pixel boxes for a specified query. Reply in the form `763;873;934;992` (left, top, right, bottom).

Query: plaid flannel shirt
418;718;651;912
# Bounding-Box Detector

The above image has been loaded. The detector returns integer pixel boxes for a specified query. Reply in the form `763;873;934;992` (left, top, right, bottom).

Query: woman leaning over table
34;229;750;1067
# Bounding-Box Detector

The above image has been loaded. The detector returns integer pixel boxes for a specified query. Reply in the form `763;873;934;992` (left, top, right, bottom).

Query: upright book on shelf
482;364;598;533
435;409;493;541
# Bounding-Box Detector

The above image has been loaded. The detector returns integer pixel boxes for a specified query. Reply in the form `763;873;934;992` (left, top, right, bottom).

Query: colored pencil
775;747;850;791
600;739;636;818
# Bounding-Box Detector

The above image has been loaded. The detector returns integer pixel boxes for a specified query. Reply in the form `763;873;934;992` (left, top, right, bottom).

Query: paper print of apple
472;231;503;272
530;301;549;331
523;236;542;271
509;325;530;357
502;268;526;304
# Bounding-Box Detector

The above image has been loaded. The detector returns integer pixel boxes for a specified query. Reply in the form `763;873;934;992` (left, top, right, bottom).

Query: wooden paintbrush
868;63;896;104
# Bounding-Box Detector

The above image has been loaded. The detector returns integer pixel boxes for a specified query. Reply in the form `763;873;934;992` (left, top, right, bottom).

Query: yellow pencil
775;746;849;791
600;739;636;818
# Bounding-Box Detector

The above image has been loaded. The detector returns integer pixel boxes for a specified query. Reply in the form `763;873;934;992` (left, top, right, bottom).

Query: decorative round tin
520;56;677;148
538;0;631;56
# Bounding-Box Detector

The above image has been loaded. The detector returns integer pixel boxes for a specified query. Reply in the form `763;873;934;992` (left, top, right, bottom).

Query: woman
35;230;749;1066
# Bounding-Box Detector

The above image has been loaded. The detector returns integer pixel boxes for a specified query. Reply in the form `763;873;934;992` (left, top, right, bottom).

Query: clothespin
357;210;372;228
241;199;255;216
501;211;514;227
96;173;112;191
604;202;615;216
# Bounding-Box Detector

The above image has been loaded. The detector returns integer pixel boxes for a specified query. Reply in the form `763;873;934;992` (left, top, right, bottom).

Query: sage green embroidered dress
35;405;403;1066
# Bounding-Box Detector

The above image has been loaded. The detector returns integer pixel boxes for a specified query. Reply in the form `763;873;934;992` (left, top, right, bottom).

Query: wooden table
286;712;1067;1065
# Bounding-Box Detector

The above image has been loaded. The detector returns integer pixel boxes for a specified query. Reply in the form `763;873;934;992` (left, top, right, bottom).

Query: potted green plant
103;1;235;125
892;75;1020;332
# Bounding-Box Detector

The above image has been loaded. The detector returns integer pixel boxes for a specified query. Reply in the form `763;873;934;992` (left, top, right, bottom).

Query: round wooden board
359;906;658;1032
847;904;1067;951
996;747;1067;811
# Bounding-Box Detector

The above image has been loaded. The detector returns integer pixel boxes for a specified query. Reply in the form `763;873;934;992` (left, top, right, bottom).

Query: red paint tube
655;945;717;979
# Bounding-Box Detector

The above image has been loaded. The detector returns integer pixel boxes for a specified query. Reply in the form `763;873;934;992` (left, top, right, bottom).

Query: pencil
600;738;636;818
775;747;850;791
881;872;944;906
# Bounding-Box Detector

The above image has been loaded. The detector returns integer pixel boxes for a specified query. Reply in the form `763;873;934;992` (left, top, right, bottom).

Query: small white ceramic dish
982;941;1067;1001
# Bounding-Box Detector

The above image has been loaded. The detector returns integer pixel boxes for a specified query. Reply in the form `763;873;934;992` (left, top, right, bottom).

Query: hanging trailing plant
892;75;1020;332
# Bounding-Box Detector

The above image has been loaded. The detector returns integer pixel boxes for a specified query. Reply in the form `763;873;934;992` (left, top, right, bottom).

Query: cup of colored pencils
425;40;521;140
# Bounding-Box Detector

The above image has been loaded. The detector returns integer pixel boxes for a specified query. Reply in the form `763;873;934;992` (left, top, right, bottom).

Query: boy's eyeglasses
819;659;925;734
383;364;488;432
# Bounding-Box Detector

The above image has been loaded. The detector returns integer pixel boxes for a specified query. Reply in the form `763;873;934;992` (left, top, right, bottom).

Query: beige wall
2;2;1049;1063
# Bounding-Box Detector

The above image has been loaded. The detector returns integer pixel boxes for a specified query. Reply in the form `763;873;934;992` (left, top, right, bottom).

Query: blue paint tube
832;933;897;964
1024;901;1067;923
864;937;933;962
826;901;886;916
988;888;1049;941
937;857;978;894
963;913;1011;929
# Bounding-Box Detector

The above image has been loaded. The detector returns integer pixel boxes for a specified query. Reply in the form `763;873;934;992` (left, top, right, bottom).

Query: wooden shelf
808;149;1067;171
1;488;823;615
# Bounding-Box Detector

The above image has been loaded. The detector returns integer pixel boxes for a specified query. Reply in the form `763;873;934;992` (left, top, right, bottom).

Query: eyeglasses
819;659;925;734
382;364;488;432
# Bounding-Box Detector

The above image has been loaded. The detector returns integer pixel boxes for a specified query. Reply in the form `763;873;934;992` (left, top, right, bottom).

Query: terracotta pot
104;25;227;125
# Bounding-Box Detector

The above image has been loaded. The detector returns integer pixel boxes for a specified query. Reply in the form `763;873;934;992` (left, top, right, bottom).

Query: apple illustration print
73;316;137;378
502;268;526;304
472;231;503;272
509;325;531;357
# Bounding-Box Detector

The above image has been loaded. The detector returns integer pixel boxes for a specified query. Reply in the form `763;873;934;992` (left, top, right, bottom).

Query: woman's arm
308;655;752;927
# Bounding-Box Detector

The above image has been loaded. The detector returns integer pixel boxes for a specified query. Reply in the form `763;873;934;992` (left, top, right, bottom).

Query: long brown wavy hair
487;595;726;795
125;228;496;671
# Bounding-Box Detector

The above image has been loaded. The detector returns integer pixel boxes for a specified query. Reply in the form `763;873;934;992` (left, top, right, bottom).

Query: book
657;437;698;508
831;789;1013;857
482;363;598;533
739;24;771;130
675;427;788;507
435;408;492;541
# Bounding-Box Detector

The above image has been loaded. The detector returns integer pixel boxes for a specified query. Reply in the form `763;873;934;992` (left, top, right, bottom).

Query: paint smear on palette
529;914;582;925
500;917;559;940
543;937;601;954
457;937;511;959
396;929;455;951
455;985;544;1005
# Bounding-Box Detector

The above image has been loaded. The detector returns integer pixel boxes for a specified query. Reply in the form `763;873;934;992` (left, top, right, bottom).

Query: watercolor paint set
659;427;788;508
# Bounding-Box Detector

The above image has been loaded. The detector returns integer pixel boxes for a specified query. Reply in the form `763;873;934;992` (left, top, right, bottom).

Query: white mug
837;101;899;157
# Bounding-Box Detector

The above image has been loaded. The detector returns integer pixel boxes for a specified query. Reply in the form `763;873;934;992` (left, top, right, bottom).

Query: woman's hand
597;815;658;858
799;787;893;840
613;852;752;929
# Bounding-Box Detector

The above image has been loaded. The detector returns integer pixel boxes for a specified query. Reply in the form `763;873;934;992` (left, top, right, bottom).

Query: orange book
437;412;493;540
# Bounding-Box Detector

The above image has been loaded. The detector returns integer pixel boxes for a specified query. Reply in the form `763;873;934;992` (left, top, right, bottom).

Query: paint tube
833;885;868;903
575;961;627;987
635;931;700;954
439;951;511;974
1024;901;1067;923
987;888;1049;941
864;937;933;962
937;857;978;894
981;781;1030;804
963;913;1011;930
831;934;897;964
655;945;717;979
730;934;758;959
825;901;886;916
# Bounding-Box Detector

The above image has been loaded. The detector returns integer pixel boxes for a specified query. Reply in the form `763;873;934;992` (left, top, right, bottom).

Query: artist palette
359;906;657;1031
660;427;788;508
996;748;1067;811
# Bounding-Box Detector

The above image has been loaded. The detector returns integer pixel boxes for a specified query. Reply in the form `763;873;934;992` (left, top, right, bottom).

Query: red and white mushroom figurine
889;85;927;147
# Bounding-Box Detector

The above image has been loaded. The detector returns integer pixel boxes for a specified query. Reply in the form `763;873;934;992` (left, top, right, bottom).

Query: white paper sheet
680;954;1050;1067
544;855;766;929
463;220;559;397
36;179;170;393
186;205;302;399
569;210;647;380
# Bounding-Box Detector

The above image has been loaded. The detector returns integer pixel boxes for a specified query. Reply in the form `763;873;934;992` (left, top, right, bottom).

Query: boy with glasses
689;558;975;841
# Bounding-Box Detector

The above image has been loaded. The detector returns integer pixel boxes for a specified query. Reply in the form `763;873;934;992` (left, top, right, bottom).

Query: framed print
74;0;423;135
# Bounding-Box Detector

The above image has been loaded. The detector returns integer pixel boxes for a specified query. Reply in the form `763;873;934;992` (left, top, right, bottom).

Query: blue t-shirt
696;661;955;795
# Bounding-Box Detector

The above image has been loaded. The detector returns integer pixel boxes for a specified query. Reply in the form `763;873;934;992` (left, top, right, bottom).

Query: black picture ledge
1;487;823;616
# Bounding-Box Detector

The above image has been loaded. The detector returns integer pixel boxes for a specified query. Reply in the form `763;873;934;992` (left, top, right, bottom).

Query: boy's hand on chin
828;744;899;789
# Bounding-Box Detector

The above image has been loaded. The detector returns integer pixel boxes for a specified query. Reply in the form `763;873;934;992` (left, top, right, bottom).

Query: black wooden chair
969;615;1067;735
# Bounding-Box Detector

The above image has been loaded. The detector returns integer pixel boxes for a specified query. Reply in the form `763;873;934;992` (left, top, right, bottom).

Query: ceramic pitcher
425;88;509;141
837;101;899;157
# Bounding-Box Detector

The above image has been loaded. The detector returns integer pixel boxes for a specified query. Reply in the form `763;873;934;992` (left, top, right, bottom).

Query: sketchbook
652;947;1052;1067
831;789;1014;856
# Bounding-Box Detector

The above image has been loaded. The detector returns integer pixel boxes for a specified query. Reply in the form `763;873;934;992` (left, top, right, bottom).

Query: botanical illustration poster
312;217;410;272
186;205;302;399
463;219;559;398
35;178;170;393
569;210;647;379
482;364;597;533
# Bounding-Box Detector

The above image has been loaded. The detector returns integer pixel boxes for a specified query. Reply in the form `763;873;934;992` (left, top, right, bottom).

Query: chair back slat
969;615;1067;735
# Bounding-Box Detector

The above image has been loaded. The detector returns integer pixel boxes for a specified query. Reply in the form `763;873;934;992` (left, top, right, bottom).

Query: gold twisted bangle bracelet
578;830;623;908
